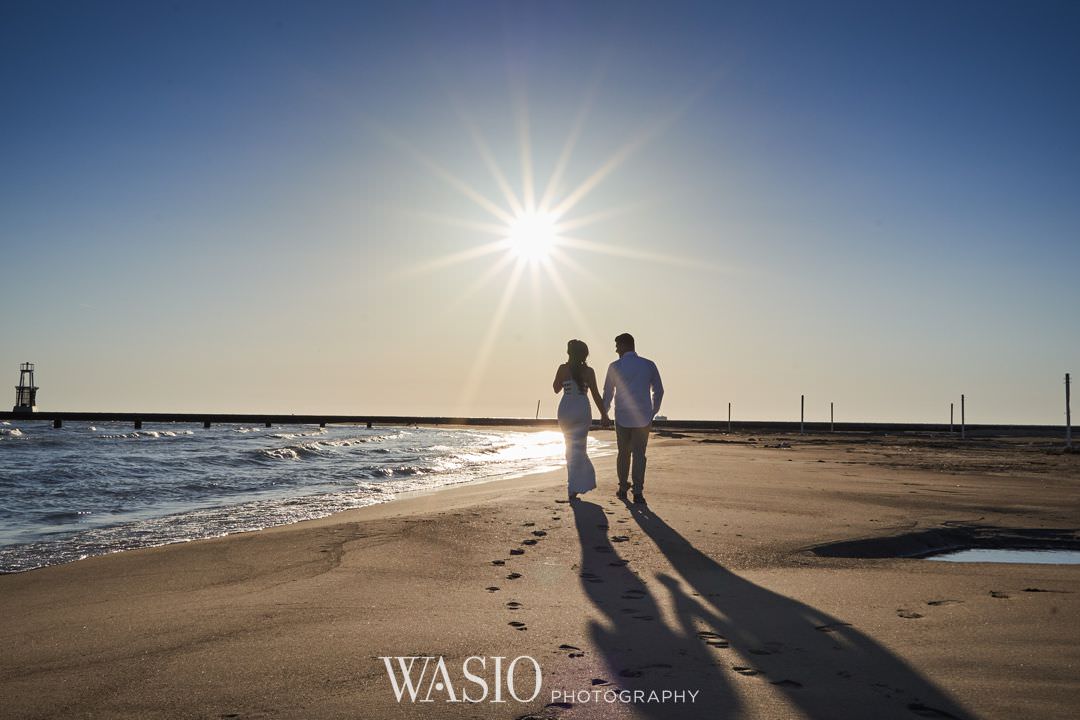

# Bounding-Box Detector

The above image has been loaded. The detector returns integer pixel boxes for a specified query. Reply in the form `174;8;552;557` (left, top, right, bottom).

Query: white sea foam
271;428;328;439
97;429;193;440
263;447;301;460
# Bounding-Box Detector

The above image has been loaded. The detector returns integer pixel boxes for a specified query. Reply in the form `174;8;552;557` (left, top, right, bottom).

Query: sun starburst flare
382;76;720;414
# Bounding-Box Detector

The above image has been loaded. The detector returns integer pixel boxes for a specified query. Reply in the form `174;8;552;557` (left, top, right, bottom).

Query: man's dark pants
615;423;651;494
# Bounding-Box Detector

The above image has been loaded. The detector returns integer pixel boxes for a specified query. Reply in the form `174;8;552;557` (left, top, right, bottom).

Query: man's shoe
615;490;628;500
632;494;646;504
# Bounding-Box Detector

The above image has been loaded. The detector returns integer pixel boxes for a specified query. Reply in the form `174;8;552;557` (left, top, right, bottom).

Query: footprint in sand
523;522;536;527
749;641;783;655
506;573;523;580
732;666;763;677
1024;587;1072;594
591;678;610;686
579;572;603;584
609;560;630;567
814;622;852;633
990;591;1011;599
506;601;523;610
531;530;547;537
509;621;527;631
558;644;586;658
926;599;963;606
897;609;923;619
632;614;655;621
593;545;613;554
545;702;574;710
611;535;631;543
698;631;729;648
510;548;525;555
771;679;803;688
907;702;964;719
491;560;506;566
486;586;500;592
621;589;647;600
522;539;538;546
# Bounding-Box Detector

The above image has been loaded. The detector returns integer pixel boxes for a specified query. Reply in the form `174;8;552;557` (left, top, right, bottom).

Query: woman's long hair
567;339;589;393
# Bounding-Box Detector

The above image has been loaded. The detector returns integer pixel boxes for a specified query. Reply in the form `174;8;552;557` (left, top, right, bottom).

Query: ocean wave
96;430;194;440
263;447;301;460
0;428;24;437
36;510;94;524
258;433;400;461
270;428;328;439
376;465;425;478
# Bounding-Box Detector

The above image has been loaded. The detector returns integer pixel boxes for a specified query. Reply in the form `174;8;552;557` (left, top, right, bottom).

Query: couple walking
552;333;664;504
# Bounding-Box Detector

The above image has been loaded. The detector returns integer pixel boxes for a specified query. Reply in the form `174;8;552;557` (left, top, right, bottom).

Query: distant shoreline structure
0;410;1069;438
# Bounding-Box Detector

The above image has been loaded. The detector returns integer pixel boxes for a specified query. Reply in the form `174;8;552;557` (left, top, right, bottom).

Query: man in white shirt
601;333;664;503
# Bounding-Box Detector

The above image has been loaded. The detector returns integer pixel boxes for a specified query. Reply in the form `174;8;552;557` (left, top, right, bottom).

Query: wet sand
2;431;1078;719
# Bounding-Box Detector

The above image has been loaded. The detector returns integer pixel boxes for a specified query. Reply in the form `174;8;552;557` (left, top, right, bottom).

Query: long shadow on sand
572;500;739;718
619;501;979;720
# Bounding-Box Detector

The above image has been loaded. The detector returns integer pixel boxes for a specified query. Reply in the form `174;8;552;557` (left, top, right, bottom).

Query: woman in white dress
552;339;609;501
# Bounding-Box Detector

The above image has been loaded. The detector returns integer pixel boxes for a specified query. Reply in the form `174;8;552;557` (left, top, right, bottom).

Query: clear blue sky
2;1;1078;423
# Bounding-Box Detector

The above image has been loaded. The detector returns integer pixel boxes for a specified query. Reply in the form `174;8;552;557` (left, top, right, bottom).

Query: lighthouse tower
13;362;38;413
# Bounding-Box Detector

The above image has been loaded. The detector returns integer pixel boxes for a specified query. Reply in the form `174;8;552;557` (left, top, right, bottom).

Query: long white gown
557;376;597;497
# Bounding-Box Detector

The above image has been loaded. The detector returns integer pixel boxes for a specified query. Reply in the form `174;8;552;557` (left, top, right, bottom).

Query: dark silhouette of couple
552;332;664;503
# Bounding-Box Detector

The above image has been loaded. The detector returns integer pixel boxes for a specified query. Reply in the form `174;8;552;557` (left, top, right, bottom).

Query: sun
506;210;558;261
386;78;711;414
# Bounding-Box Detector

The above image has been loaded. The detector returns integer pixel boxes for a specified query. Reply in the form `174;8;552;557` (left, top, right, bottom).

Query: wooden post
961;395;965;440
800;394;805;434
830;402;834;432
53;418;62;429
203;420;211;429
950;403;954;433
535;399;540;420
134;419;142;429
265;421;272;428
728;402;732;433
1067;373;1072;449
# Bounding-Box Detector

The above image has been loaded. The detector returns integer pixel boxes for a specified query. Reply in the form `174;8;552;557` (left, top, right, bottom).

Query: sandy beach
2;430;1078;719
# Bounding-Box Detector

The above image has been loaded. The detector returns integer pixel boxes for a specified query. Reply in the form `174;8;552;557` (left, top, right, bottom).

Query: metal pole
800;394;805;434
830;402;834;432
950;403;954;433
1067;373;1072;449
728;402;732;433
535;399;540;420
961;394;965;440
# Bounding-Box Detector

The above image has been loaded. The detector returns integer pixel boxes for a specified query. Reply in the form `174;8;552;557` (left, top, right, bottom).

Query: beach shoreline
2;431;1078;719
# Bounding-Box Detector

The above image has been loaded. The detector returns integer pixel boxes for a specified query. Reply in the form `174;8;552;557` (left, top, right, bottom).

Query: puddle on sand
928;549;1080;565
